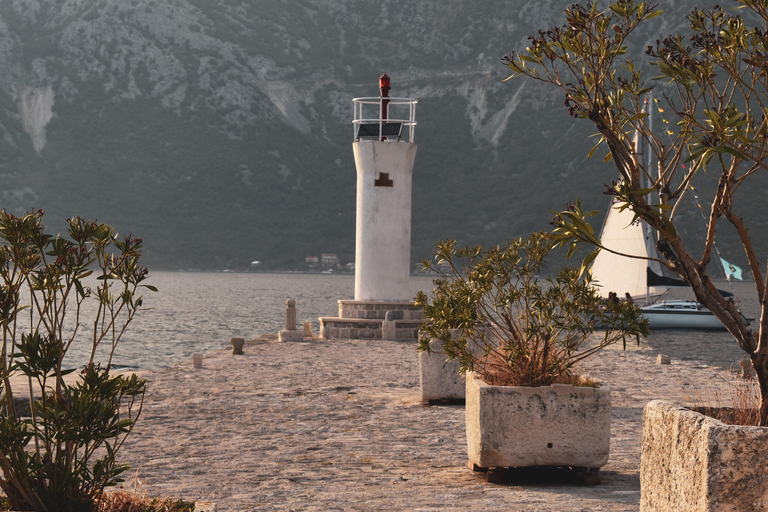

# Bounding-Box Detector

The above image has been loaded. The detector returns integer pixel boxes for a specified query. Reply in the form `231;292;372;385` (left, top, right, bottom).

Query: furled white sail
591;201;647;298
590;200;664;299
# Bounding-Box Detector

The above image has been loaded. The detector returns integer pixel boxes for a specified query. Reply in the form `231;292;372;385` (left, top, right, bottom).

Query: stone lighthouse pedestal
320;300;423;341
320;75;423;341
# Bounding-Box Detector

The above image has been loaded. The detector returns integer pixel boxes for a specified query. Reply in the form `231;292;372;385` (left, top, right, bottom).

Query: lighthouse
319;75;423;340
353;73;417;301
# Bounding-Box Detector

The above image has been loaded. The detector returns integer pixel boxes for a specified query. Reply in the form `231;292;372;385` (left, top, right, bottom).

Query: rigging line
651;97;738;294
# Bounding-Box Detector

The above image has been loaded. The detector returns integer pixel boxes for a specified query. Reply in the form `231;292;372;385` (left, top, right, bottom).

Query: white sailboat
591;95;730;330
590;197;728;329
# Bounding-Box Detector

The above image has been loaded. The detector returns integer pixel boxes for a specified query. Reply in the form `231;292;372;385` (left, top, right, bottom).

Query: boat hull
641;301;725;330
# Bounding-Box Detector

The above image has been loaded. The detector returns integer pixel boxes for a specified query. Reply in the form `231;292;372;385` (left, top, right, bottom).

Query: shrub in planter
415;232;648;473
0;211;155;511
416;232;647;386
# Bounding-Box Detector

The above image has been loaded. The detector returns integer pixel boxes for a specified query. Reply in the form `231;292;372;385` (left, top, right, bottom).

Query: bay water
63;271;756;373
70;271;435;371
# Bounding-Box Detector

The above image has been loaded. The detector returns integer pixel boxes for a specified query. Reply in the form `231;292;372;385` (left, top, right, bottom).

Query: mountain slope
0;0;763;273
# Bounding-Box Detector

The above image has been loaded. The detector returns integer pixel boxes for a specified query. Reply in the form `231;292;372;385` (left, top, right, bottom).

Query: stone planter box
641;400;768;512
418;336;464;404
466;373;611;470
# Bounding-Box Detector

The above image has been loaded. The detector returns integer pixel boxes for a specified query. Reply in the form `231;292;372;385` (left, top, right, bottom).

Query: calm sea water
63;271;759;372
68;272;436;371
638;279;760;372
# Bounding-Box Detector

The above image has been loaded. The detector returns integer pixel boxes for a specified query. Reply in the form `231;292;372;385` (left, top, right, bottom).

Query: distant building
321;253;339;269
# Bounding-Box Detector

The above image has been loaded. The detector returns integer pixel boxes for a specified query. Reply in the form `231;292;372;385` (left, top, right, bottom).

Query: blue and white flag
720;258;743;280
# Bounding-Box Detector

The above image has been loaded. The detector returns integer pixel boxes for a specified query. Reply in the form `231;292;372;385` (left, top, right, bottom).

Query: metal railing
352;97;417;143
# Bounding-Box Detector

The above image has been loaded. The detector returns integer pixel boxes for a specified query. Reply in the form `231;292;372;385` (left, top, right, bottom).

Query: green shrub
0;210;155;511
416;231;648;386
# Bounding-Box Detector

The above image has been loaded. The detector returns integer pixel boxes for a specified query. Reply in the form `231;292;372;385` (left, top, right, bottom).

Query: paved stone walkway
118;336;743;511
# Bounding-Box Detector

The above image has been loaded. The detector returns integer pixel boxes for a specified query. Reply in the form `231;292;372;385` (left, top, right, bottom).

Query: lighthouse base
319;300;423;341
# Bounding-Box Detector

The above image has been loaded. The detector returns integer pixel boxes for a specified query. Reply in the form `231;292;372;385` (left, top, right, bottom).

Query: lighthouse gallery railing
352;97;417;143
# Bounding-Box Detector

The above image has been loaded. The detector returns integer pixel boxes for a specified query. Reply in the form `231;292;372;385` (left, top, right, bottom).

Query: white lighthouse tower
320;75;423;340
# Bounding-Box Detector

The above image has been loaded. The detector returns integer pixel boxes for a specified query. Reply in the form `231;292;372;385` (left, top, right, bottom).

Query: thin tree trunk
754;359;768;426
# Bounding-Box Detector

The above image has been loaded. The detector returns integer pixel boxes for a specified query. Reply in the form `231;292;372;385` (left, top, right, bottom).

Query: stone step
319;317;422;341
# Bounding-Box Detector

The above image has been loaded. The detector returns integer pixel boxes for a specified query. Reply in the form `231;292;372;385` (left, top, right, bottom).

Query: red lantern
379;73;391;98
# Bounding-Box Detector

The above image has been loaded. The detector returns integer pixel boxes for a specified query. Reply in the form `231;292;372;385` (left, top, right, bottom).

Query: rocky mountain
0;0;763;272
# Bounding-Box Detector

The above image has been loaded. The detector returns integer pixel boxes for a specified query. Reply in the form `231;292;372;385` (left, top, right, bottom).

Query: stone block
405;309;423;320
278;329;304;342
641;400;768;512
419;337;464;403
382;319;396;341
656;354;671;365
466;373;611;469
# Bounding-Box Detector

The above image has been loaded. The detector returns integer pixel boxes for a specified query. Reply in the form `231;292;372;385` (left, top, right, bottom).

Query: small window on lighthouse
375;172;393;187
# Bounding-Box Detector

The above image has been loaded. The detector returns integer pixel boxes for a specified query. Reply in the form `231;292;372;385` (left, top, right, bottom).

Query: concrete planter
466;373;611;470
641;400;768;512
418;336;464;404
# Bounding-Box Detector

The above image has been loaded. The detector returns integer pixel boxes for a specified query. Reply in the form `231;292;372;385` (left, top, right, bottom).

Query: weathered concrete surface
419;337;465;403
118;338;742;511
466;374;611;469
641;400;768;512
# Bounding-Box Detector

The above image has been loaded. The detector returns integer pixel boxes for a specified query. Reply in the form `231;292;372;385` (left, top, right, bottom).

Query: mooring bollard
193;353;203;368
286;298;297;331
230;337;245;355
279;298;304;342
382;310;396;341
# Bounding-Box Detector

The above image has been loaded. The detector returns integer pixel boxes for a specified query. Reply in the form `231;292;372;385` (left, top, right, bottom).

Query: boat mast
644;92;655;305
